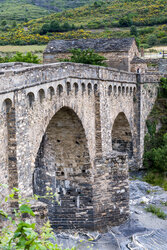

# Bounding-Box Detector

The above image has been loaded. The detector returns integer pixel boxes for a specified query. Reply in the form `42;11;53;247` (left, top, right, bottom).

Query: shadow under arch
112;112;133;158
33;106;93;230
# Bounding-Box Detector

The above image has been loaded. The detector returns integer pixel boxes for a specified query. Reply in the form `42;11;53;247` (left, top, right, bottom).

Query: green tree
62;22;71;31
147;34;157;47
130;25;138;36
12;21;17;28
119;16;132;27
40;23;50;35
60;49;107;66
1;20;7;26
49;20;61;32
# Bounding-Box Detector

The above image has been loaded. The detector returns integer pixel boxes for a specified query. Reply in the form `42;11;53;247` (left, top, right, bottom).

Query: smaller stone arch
118;86;121;96
48;87;55;100
94;84;98;94
122;86;125;95
88;83;92;95
27;92;35;108
112;112;133;158
81;83;86;95
3;98;13;112
66;82;71;95
57;84;63;96
126;86;129;95
114;85;117;95
108;85;112;96
73;82;79;95
133;87;136;94
130;87;133;96
38;89;45;103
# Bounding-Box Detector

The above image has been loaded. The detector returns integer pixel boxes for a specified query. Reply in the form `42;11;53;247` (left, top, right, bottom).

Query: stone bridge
0;62;161;231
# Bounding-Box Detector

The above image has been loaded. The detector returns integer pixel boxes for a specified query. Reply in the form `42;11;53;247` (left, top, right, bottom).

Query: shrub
0;185;75;249
159;77;167;97
1;20;7;26
144;133;167;172
0;52;40;64
130;25;138;36
145;204;166;219
60;48;107;66
147;34;157;47
143;172;167;191
160;37;167;45
119;16;132;27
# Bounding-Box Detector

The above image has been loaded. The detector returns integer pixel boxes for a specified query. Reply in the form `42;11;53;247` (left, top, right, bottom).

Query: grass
0;45;46;62
161;201;167;206
143;172;167;191
0;45;46;53
145;204;166;219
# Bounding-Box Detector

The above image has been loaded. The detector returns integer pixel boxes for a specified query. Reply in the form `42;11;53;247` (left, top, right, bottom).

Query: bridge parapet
140;72;163;83
0;62;137;94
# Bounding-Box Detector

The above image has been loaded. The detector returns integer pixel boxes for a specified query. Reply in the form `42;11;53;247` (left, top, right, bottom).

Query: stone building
130;56;148;73
43;38;145;72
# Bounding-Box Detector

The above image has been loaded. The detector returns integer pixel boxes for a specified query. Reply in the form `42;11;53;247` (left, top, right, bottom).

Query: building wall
43;41;139;72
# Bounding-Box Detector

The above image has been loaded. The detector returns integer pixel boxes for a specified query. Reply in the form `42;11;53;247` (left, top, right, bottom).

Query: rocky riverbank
54;179;167;250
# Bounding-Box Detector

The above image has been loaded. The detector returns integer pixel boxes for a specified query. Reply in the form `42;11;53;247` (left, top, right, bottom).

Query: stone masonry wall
0;62;163;231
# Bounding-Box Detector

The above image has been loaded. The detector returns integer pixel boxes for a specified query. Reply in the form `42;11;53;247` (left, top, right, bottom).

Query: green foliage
147;34;157;46
158;78;167;98
146;120;156;137
0;186;75;250
119;16;132;27
60;48;107;66
1;20;7;26
130;25;138;36
145;204;166;219
144;133;167;172
0;52;39;64
40;21;76;34
143;93;167;174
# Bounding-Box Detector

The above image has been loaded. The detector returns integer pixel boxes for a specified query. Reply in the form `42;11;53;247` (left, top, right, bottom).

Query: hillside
27;0;95;11
29;0;167;29
0;0;50;24
0;0;167;46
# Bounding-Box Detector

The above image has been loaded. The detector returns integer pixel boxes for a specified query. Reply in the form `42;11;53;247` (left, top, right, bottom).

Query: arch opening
48;87;55;100
66;82;71;95
73;82;79;95
112;112;133;158
88;83;92;95
108;85;112;96
38;89;45;103
81;83;85;95
33;107;93;230
94;84;98;94
57;84;63;96
27;92;35;108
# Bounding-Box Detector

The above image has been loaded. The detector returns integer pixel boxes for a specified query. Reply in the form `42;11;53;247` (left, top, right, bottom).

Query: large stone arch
33;106;93;230
112;112;133;158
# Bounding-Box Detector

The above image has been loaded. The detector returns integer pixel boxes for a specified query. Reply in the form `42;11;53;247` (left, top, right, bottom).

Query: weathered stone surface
0;62;164;231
